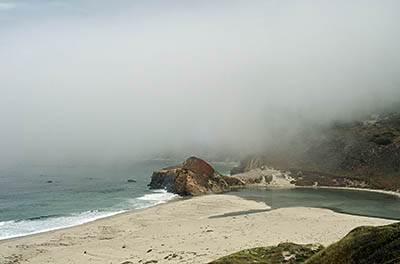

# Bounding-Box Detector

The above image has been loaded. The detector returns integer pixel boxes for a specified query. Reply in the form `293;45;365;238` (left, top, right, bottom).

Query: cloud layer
0;3;15;10
1;1;400;165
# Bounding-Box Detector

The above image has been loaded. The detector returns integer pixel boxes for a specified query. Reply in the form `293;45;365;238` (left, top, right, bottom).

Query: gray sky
1;1;400;165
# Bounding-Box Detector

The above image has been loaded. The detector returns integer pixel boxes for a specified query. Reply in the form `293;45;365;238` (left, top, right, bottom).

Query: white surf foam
0;190;179;241
0;210;125;241
133;189;179;209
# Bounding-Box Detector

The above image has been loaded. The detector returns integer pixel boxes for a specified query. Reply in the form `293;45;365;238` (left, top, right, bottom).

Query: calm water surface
2;160;399;240
228;188;400;220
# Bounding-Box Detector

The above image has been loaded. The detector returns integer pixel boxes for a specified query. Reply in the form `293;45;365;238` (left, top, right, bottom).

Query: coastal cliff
149;157;244;196
231;112;400;192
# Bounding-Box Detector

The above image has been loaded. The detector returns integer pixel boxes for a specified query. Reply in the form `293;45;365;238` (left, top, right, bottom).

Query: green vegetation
370;134;393;145
208;243;323;264
232;112;400;191
305;222;400;264
209;222;400;264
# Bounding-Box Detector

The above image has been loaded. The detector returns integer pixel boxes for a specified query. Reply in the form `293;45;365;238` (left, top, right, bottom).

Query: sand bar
0;194;396;264
306;186;400;198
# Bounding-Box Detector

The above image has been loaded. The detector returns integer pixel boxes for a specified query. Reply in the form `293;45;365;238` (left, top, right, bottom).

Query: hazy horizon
1;0;400;166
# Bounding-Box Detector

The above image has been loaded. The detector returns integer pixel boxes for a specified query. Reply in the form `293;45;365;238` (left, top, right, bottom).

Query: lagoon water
229;188;400;220
1;160;400;241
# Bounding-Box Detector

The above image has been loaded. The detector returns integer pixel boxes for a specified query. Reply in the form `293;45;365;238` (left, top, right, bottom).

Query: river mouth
224;187;400;220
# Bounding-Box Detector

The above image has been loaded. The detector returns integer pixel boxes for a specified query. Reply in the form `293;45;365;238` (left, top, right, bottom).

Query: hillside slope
209;222;400;264
232;112;400;191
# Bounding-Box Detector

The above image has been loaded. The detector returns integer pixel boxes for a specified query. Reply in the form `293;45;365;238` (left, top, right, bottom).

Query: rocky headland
148;157;244;196
231;112;400;192
148;157;293;196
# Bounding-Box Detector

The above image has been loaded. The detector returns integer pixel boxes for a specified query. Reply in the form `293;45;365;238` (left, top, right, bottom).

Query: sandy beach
0;194;396;264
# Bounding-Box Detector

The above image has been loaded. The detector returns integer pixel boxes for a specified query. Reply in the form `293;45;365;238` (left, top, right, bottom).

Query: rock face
231;112;400;191
230;154;267;175
149;157;244;196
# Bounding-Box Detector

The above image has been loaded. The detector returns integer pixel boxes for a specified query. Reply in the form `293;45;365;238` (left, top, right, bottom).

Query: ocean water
228;188;400;220
2;160;400;241
0;160;235;240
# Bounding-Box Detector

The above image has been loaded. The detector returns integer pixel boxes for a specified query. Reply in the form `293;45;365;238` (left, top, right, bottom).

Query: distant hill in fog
231;109;400;191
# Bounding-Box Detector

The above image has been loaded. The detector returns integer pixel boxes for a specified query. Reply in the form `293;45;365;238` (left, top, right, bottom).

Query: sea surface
0;160;234;240
1;161;400;241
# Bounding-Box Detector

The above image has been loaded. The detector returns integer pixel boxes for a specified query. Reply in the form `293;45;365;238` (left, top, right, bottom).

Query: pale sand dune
0;195;396;264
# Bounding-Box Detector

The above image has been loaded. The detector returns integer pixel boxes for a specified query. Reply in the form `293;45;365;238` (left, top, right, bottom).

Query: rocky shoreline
1;157;398;264
229;112;400;192
148;157;298;196
149;156;400;198
148;157;244;196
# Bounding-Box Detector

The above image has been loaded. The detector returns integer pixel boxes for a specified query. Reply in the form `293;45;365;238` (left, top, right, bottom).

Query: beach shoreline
2;182;399;243
295;185;400;198
1;194;397;264
0;188;182;242
0;195;185;244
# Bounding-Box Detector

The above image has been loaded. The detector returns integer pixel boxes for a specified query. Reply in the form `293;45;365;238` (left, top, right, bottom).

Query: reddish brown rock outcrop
149;157;244;196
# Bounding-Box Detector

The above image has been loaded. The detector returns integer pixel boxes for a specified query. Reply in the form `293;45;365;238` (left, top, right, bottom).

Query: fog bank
1;0;400;165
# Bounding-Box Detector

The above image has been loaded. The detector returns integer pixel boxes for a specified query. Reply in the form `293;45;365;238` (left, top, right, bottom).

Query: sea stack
149;156;243;196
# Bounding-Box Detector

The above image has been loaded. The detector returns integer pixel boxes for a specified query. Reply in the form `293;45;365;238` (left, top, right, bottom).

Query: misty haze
1;1;400;263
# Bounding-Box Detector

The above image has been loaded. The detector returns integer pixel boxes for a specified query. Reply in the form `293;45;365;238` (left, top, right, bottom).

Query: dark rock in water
149;157;244;196
127;179;137;183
